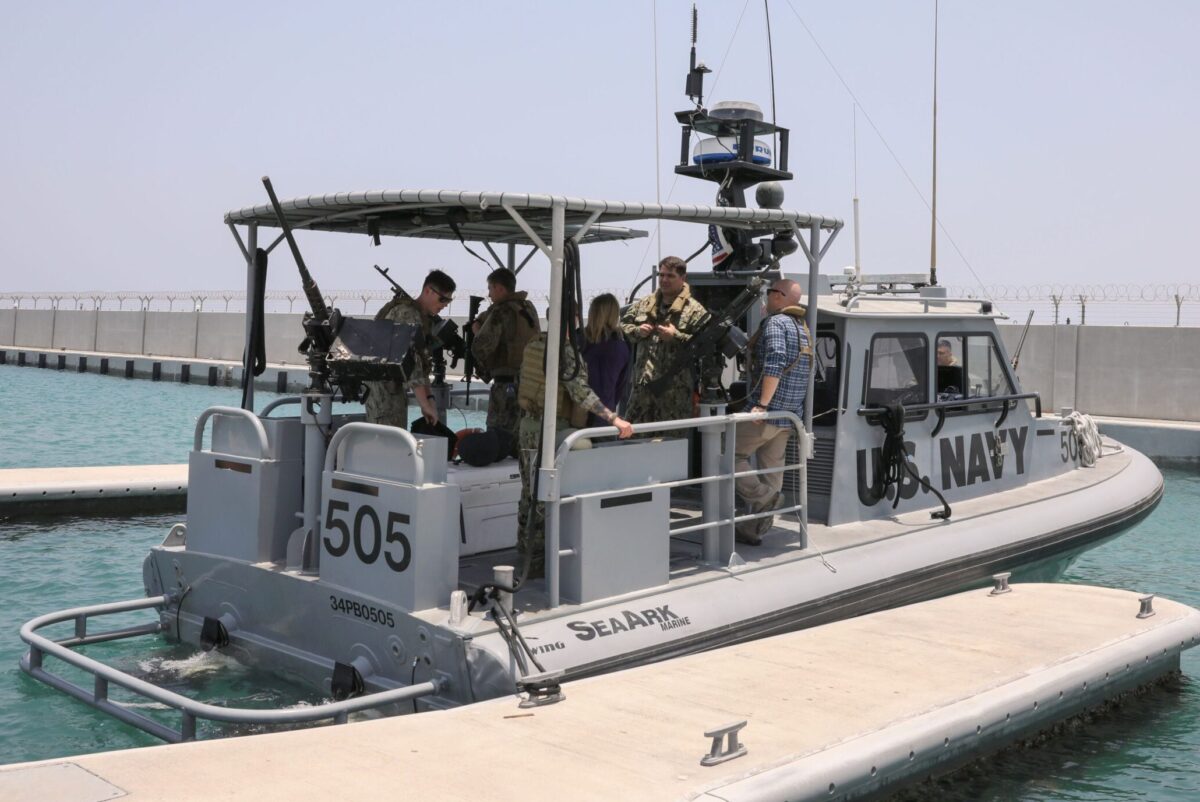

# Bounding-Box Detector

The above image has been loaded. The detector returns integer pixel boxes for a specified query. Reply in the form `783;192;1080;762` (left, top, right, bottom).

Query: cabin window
936;333;1014;401
865;334;928;407
812;333;841;422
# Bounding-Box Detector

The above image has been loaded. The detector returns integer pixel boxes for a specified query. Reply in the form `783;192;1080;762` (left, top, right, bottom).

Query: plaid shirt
749;312;811;427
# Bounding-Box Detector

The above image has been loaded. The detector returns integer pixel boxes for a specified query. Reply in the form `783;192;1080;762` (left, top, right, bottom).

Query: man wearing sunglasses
365;269;458;430
619;255;707;432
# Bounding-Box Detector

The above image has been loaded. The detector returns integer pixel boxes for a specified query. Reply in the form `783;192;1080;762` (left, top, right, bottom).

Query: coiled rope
1066;411;1104;467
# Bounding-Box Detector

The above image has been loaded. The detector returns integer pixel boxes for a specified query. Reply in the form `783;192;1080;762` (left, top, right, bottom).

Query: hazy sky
2;1;1197;300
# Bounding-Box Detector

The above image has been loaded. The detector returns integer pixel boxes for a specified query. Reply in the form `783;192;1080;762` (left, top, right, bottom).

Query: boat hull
144;443;1163;708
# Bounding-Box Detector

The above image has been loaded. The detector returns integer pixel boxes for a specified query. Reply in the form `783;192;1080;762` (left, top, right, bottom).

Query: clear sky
2;1;1197;301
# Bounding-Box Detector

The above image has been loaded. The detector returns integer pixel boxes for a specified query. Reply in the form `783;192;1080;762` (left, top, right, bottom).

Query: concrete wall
1002;324;1200;422
95;311;146;354
265;314;304;365
12;309;53;347
197;313;246;362
143;311;197;357
51;309;97;351
0;309;310;366
3;312;1198;421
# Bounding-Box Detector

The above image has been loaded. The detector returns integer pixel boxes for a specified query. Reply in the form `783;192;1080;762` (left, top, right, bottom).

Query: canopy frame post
240;222;258;411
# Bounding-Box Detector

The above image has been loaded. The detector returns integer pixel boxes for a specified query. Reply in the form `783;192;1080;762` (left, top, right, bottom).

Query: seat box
447;459;522;556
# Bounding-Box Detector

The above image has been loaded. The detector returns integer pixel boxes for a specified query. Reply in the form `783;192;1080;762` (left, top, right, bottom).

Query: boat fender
331;661;365;701
200;616;230;651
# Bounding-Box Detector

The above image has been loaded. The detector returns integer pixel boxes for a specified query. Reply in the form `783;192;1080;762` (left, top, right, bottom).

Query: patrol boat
20;35;1162;743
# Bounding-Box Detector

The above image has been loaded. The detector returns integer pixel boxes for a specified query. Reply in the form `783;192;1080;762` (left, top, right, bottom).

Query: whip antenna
929;0;939;286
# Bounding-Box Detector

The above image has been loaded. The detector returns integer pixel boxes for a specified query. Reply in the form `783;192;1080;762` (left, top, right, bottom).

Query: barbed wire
0;288;632;317
6;284;1200;326
945;284;1200;303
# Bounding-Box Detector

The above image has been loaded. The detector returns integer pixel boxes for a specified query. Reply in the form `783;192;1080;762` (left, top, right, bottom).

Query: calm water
1;364;1199;799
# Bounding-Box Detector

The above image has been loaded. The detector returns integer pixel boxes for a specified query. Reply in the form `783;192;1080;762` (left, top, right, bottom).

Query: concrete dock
2;582;1196;801
0;465;187;518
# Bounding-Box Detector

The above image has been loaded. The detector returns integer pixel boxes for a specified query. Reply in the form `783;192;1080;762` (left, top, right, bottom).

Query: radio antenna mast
929;0;939;286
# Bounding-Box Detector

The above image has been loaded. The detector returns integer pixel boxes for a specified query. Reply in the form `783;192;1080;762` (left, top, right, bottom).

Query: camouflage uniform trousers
515;412;571;578
624;374;694;442
364;380;410;429
485;379;521;455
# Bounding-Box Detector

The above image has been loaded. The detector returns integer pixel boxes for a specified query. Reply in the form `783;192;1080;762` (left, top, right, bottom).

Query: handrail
842;294;999;316
546;410;808;606
324;421;425;484
856;391;1042;418
260;395;302;417
20;594;441;743
554;411;742;461
193;406;273;459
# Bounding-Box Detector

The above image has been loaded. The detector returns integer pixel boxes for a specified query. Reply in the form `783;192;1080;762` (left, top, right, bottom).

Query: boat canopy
223;189;842;247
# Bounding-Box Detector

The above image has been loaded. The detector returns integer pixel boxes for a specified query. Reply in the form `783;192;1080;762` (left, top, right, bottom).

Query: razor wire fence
0;288;633;319
6;284;1200;326
940;284;1200;327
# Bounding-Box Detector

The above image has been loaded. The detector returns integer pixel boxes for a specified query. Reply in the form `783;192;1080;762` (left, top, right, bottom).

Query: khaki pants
734;423;793;537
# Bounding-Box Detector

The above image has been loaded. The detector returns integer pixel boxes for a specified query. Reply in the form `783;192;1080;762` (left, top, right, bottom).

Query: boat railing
857;391;1042;436
193;405;273;459
19;594;442;744
545;410;810;607
842;294;999;316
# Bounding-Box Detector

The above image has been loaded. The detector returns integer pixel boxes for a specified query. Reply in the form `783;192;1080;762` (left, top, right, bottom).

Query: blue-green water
1;364;1199;799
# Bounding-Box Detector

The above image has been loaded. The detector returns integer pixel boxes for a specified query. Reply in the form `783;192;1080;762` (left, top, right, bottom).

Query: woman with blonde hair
582;293;631;428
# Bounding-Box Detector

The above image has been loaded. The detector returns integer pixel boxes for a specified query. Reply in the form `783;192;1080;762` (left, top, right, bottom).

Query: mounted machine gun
261;176;420;402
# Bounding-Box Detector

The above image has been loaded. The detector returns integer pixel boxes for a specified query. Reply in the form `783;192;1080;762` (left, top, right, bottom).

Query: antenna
685;4;710;108
852;106;861;273
764;0;778;158
929;0;939;286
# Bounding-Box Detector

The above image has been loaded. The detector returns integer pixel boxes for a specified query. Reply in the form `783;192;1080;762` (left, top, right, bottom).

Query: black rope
240;248;268;409
875;404;951;520
467;582;545;676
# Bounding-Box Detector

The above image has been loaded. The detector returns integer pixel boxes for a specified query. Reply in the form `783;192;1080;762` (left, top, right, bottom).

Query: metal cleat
989;572;1012;596
702;720;748;766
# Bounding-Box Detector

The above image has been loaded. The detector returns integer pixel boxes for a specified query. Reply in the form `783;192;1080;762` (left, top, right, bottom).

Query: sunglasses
434;291;454;304
766;288;785;297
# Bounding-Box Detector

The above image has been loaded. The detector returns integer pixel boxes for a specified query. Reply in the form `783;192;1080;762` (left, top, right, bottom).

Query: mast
929;0;939;286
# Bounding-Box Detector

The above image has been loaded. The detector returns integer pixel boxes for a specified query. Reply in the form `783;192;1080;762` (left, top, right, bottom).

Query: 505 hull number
324;500;412;571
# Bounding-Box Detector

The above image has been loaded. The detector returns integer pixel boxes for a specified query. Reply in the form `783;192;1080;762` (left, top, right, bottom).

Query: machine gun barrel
262;176;329;322
1011;310;1035;370
645;277;764;395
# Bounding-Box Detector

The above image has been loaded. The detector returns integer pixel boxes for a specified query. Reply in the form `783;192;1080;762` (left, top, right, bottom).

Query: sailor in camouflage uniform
516;331;633;578
471;267;540;451
620;255;707;429
364;269;457;429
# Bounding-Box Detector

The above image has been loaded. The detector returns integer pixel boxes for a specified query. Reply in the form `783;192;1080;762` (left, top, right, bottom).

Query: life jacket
748;305;813;376
489;292;540;376
517;334;588;427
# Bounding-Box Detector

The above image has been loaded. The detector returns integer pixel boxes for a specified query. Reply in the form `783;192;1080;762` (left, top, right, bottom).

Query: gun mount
261;177;420;400
646;276;764;405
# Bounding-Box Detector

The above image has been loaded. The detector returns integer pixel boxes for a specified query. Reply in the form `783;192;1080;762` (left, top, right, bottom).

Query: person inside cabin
582;293;631;428
619;256;707;434
363;269;456;429
936;338;965;400
470;267;540;455
516;300;634;580
734;279;811;545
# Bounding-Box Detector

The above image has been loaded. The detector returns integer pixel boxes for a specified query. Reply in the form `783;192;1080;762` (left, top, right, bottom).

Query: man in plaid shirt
735;278;811;544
